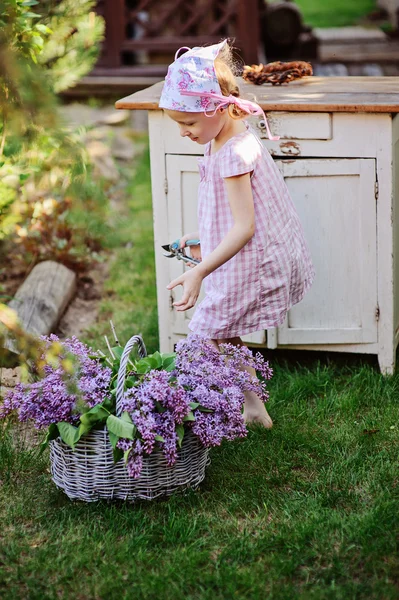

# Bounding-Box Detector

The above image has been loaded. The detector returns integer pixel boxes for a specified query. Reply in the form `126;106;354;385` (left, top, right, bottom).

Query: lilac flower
173;334;272;448
0;335;111;429
1;331;273;481
118;370;190;473
116;334;273;478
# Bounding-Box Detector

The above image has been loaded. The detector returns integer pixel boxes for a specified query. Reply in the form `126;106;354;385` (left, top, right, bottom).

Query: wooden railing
94;0;260;75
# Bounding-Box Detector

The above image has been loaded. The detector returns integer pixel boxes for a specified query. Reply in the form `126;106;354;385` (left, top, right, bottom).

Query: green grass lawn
1;144;399;599
1;362;399;599
82;136;159;355
290;0;377;28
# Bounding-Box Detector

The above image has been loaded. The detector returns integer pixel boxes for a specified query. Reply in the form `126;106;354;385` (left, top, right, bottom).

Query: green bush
0;0;105;260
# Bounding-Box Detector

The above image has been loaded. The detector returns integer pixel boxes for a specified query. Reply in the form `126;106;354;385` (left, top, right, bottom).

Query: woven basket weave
49;335;210;502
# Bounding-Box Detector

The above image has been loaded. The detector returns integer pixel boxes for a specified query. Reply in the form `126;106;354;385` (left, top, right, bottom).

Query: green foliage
9;128;111;269
38;347;177;455
0;0;104;251
36;0;104;93
292;0;377;28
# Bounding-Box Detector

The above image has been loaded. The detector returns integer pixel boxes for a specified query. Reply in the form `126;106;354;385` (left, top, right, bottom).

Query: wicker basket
49;335;210;502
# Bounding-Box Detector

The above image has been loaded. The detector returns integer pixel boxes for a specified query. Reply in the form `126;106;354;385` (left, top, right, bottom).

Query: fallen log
3;261;76;356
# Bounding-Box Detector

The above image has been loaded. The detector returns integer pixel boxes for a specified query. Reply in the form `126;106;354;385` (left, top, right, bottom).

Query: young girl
160;40;315;428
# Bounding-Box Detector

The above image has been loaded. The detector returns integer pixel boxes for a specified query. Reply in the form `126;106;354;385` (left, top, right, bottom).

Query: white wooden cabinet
116;77;399;373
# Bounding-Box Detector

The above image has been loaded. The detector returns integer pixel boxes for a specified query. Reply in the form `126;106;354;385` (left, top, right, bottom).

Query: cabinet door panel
165;155;266;344
166;155;200;337
275;158;377;345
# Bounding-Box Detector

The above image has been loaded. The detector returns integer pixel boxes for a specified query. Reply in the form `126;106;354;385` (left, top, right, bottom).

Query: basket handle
116;335;147;416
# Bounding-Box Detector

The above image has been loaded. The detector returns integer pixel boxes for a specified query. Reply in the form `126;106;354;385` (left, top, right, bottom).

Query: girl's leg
215;337;273;429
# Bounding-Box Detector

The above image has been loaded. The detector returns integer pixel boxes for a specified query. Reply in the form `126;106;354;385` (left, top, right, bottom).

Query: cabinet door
165;155;200;338
165;155;265;344
275;158;378;345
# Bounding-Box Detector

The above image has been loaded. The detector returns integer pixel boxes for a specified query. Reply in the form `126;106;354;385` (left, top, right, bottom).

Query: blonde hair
214;41;247;120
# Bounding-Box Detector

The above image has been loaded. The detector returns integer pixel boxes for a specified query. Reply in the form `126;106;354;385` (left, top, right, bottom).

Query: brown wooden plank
236;0;259;64
319;41;399;63
121;36;223;51
102;0;125;68
115;77;399;112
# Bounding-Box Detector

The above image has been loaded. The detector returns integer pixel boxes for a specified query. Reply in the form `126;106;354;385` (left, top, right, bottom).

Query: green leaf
198;405;214;413
57;422;79;449
176;424;185;448
162;355;175;371
137;355;162;371
108;430;119;449
39;423;58;453
154;434;165;442
106;415;136;441
35;23;51;34
21;0;40;6
79;405;109;426
135;360;151;374
111;346;123;359
102;396;115;412
124;448;132;464
183;411;195;422
76;421;93;441
149;351;163;369
189;402;200;409
107;430;124;463
121;411;133;424
113;447;123;463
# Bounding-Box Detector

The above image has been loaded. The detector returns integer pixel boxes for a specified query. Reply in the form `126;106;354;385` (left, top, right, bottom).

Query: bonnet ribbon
180;90;280;141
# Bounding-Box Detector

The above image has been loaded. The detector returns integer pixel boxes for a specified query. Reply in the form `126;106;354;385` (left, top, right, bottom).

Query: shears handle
171;238;200;250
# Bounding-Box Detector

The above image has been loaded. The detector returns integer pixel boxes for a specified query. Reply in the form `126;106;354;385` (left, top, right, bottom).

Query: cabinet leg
377;351;396;375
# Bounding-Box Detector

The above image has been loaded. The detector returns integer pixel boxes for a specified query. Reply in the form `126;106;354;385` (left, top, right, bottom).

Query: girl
160;40;315;428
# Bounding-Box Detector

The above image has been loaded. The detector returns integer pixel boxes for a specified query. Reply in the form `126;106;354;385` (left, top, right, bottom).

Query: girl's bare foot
243;391;273;429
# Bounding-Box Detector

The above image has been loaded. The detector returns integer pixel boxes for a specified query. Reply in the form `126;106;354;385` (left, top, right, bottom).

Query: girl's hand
186;243;202;266
179;233;201;268
167;267;203;311
179;233;199;248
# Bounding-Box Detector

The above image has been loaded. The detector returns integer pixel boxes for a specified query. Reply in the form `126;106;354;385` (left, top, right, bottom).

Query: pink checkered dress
188;123;315;339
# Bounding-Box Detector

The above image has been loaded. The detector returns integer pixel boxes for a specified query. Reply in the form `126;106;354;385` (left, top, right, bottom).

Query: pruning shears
162;239;200;265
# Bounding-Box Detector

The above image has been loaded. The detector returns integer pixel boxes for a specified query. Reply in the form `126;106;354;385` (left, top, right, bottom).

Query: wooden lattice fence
94;0;261;76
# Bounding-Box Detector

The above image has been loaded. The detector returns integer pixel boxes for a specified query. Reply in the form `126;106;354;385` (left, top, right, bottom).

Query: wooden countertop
115;77;399;113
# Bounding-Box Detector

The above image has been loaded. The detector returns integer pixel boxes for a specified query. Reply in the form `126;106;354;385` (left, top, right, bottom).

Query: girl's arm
167;173;255;311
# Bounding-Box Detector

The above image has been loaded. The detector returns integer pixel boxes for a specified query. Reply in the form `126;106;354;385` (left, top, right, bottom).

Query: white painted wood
242;331;266;344
376;115;397;374
166;154;201;339
265;113;392;159
147;106;398;372
250;112;332;140
275;158;378;345
148;112;172;353
393;114;399;349
162;112;391;159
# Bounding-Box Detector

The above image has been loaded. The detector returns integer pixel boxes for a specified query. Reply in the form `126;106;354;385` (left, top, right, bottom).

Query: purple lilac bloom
120;336;272;478
118;369;191;474
173;334;272;448
0;335;111;429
